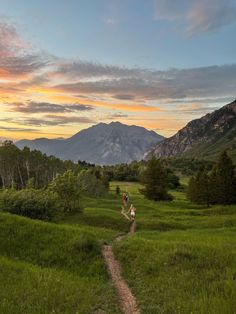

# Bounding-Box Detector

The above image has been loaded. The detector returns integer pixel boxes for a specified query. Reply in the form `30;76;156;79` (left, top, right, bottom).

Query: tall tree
210;151;236;205
187;176;198;203
187;167;211;207
50;170;82;212
140;157;172;201
0;142;78;189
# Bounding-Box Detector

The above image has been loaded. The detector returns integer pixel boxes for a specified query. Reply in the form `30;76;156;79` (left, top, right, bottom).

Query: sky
0;0;236;140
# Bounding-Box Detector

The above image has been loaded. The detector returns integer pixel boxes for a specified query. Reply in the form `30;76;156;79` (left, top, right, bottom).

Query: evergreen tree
209;151;236;205
197;168;211;207
187;167;211;207
140;157;172;201
187;176;197;203
209;167;219;204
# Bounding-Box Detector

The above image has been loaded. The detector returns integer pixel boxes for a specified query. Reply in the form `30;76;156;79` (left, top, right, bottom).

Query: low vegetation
0;188;57;221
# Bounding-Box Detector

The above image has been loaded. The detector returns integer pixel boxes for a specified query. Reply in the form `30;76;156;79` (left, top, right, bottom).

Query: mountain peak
16;122;164;165
109;121;123;125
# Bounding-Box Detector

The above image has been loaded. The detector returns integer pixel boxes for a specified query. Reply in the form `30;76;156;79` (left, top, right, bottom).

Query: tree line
0;141;112;220
187;151;236;206
0;141;81;189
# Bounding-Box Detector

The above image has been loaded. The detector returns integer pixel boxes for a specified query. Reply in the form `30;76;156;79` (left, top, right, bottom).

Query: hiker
128;204;136;221
116;185;120;195
125;192;129;205
122;192;127;207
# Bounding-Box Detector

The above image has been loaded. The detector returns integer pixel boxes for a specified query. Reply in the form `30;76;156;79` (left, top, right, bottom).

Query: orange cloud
26;87;160;112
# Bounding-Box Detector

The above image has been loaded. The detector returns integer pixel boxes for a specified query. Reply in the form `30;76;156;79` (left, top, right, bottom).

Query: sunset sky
0;0;236;140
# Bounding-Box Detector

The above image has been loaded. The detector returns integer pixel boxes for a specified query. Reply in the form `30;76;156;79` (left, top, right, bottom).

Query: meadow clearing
0;179;235;313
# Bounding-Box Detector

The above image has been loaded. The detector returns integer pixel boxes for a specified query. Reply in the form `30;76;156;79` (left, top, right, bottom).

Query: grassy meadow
0;179;236;313
0;212;121;314
112;181;236;314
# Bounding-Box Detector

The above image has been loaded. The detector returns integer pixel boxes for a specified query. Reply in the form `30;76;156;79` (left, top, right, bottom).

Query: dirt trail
102;220;140;314
129;220;136;234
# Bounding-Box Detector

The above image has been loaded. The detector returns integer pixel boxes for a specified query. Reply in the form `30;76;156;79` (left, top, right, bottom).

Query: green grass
1;180;236;313
0;212;121;314
114;228;236;314
110;182;236;314
59;195;129;234
0;256;118;314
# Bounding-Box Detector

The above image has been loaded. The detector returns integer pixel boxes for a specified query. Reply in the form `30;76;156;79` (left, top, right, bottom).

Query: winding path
102;220;140;314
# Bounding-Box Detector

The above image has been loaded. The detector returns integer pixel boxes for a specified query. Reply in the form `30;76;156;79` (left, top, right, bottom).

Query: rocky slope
16;122;164;165
146;100;236;160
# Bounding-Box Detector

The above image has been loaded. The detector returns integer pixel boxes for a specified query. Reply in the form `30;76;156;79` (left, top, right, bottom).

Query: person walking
128;204;136;221
122;192;127;207
125;192;129;205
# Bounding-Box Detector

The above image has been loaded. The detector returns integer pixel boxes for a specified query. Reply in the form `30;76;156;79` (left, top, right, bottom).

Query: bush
0;188;57;221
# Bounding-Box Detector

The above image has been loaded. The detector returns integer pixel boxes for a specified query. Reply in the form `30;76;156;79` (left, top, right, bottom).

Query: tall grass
111;182;236;314
0;256;119;314
0;212;121;313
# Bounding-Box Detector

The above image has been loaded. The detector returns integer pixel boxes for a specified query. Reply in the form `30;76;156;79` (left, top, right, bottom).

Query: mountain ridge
145;100;236;161
16;122;164;165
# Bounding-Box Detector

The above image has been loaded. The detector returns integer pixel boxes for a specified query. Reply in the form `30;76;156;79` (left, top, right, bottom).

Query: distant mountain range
16;122;164;165
146;100;236;161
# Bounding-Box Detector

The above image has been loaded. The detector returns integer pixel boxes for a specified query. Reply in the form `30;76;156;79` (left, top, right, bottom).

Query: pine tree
187;167;211;207
187;176;198;203
209;151;236;205
209;167;219;204
140;157;172;201
197;168;211;207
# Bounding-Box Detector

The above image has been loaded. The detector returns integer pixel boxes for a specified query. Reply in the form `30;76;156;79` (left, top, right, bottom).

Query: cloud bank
51;64;236;102
8;102;94;113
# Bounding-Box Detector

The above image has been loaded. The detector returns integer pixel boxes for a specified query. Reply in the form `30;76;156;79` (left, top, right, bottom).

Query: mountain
16;122;164;165
146;100;236;161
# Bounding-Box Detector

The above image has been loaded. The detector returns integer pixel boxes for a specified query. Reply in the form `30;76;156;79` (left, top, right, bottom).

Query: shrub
0;188;57;221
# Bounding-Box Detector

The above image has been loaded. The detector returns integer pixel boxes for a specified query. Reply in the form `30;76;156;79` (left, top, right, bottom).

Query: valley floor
0;180;236;313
